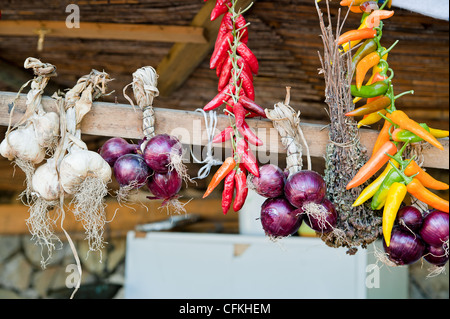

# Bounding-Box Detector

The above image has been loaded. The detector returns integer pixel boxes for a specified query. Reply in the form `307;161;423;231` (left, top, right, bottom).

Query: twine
191;108;223;180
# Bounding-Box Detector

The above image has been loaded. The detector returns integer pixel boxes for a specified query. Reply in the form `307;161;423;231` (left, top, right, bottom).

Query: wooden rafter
0;20;207;44
0;91;448;169
156;0;255;97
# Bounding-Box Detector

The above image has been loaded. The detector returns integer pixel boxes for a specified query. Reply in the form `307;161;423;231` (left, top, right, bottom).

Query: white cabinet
124;231;408;299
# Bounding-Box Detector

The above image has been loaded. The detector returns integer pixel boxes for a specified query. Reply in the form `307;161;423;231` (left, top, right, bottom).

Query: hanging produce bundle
259;88;339;240
202;0;265;214
314;1;383;254
1;62;113;296
101;66;190;213
338;0;448;268
0;58;59;201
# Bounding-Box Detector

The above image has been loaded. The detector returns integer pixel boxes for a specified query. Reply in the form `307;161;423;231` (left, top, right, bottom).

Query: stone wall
0;235;126;299
0;234;448;299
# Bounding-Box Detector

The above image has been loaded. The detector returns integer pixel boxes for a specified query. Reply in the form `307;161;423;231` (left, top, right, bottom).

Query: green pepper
391;123;430;143
351;80;390;98
351;39;378;75
370;168;404;210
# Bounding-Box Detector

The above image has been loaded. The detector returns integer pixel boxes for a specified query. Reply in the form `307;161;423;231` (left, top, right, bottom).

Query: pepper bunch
202;0;264;214
340;0;449;247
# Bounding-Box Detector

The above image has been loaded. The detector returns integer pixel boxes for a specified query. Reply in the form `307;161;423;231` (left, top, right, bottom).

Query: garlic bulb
59;149;111;195
0;125;45;164
32;160;60;201
32;112;60;148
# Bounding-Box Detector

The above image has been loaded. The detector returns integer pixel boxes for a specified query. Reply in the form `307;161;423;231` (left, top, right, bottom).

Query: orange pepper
387;111;444;150
338;28;377;46
346;141;398;190
404;160;449;190
203;157;236;198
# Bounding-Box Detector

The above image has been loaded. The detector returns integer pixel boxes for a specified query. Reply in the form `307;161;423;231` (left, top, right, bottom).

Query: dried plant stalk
315;1;382;254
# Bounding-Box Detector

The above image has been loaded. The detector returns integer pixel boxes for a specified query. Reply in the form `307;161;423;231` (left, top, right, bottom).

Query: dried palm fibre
315;1;381;254
265;87;311;175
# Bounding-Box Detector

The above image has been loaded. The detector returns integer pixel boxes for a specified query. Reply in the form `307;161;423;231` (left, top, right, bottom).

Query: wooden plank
156;0;255;97
0;20;207;44
0;198;236;236
0;91;448;169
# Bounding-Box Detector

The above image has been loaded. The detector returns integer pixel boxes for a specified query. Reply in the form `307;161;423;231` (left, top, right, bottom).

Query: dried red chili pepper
236;42;259;75
239;95;266;117
203;83;234;111
233;169;248;211
211;1;231;21
238;120;263;146
233;101;246;129
222;169;236;214
212;126;234;144
218;56;233;91
236;138;259;176
236;56;253;82
238;68;255;100
210;32;233;70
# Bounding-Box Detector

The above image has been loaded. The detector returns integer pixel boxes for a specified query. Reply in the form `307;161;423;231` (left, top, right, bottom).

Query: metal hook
34;27;51;52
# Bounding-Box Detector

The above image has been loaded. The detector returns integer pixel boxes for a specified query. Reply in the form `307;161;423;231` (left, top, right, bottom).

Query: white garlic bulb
32;159;60;201
59;149;111;195
32;112;60;148
0;125;45;164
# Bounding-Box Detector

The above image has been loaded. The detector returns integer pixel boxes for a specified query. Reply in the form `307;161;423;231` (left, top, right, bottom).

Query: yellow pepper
429;127;449;139
352;160;399;207
357;109;387;128
383;182;407;247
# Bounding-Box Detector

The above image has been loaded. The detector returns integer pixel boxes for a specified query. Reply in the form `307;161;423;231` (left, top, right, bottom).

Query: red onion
284;170;327;209
248;164;285;198
113;154;150;188
424;244;448;267
147;169;182;201
301;198;337;233
419;210;449;248
260;197;303;238
142;134;182;174
383;227;426;266
99;137;138;167
396;206;423;232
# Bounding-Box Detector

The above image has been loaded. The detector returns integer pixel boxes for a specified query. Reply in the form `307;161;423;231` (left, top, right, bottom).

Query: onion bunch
382;206;448;270
101;66;190;213
257;88;339;239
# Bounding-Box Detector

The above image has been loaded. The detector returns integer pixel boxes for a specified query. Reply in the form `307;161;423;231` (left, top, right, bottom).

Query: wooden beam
156;0;255;97
0;20;207;44
0;91;448;169
0;198;236;236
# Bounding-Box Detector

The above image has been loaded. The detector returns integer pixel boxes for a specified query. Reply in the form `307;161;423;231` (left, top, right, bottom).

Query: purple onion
383;227;426;266
142;134;182;174
260;197;303;238
113;154;150;188
396;206;423;232
284;170;327;209
99;137;138;166
249;164;285;198
147;169;182;201
301;198;338;233
419;210;449;248
424;244;449;267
